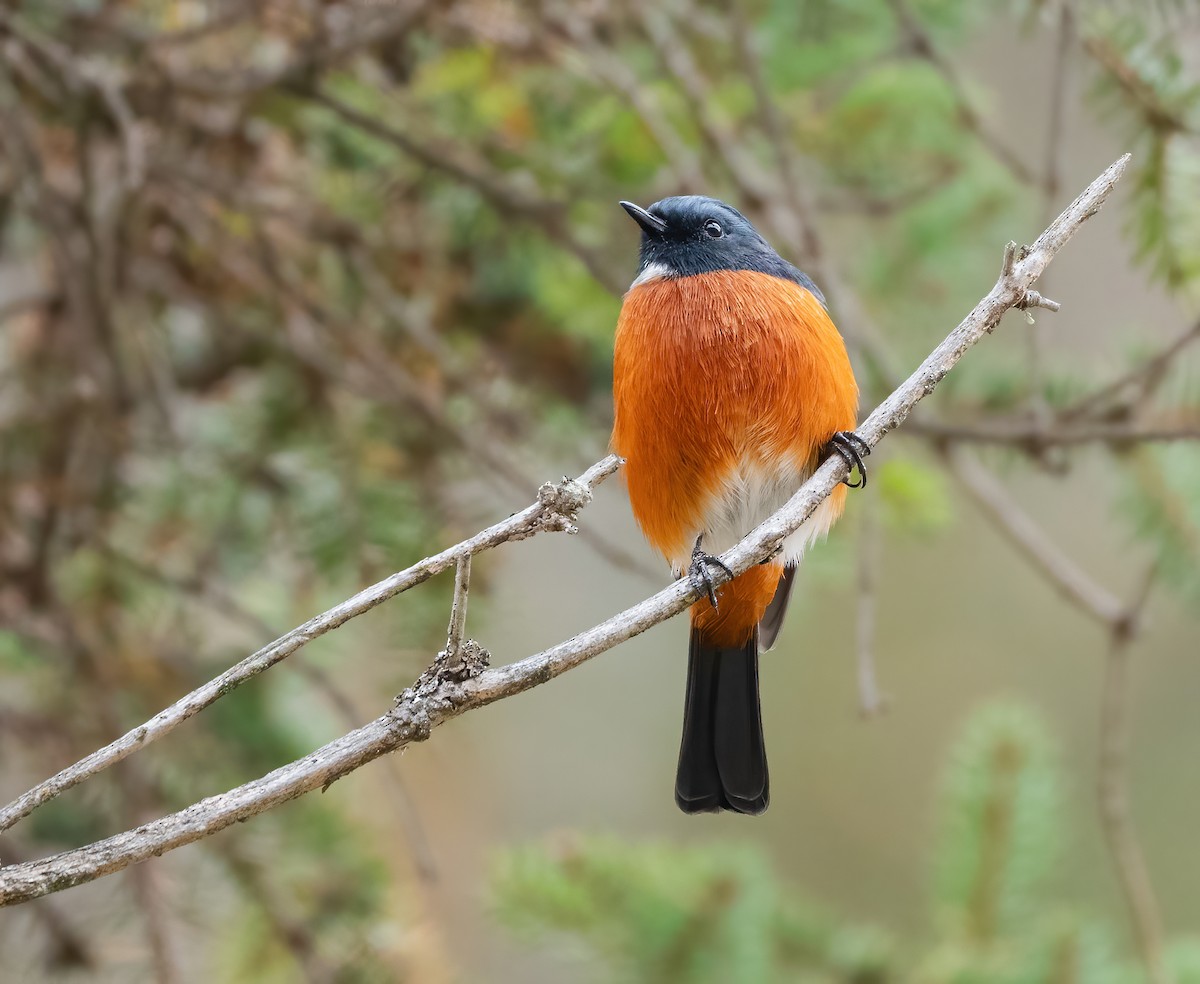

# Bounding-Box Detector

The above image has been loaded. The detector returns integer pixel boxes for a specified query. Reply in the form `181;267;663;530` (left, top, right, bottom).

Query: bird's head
619;196;779;283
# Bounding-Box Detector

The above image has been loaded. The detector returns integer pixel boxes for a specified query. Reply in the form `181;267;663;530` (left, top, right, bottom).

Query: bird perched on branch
611;197;866;815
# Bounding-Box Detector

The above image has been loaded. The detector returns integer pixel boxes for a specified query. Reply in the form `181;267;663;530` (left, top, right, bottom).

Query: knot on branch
1110;609;1144;646
534;476;592;534
1018;289;1062;313
388;700;434;743
394;640;492;714
439;639;490;681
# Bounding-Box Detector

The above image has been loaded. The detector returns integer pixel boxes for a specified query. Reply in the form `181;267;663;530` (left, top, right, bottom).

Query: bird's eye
703;220;723;238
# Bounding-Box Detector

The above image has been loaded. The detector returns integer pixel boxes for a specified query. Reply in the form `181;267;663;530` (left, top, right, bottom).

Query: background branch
941;446;1127;628
1098;565;1170;984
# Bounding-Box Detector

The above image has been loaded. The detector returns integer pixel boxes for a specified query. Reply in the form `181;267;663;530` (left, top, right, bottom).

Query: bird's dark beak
619;201;667;236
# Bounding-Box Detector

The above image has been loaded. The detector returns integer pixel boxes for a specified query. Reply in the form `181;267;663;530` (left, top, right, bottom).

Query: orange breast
611;269;858;566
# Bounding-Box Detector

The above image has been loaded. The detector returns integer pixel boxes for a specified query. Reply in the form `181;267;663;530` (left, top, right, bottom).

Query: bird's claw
826;431;871;488
688;537;732;610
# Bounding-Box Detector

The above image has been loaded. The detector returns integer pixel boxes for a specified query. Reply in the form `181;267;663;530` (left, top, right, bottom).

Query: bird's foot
688;536;733;610
825;431;871;488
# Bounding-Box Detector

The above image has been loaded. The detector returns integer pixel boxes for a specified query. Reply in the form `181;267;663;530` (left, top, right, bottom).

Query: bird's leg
825;431;872;489
688;534;733;610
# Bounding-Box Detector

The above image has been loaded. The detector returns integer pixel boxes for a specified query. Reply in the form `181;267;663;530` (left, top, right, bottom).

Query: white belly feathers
668;456;841;571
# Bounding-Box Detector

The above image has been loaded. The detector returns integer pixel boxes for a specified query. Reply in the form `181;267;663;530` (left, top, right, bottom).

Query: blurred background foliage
491;704;1200;984
0;0;1197;980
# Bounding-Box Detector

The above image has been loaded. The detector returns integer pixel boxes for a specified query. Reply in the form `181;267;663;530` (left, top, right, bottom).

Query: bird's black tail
675;625;769;815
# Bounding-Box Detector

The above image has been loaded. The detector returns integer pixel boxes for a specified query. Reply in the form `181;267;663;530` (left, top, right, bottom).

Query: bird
610;196;867;815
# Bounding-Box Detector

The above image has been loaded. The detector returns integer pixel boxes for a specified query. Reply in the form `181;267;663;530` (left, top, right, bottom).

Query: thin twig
541;10;706;191
634;4;775;207
1083;34;1196;136
125;861;180;984
442;556;472;671
1001;241;1018;279
266;243;660;585
156;0;436;99
730;0;818;260
343;247;660;583
0;154;1130;904
0;10;145;198
1026;0;1075;423
941;447;1127;628
209;842;338;984
1063;317;1200;421
296;86;622;293
887;0;1037;185
1042;1;1074;218
906;415;1200;448
1098;565;1173;984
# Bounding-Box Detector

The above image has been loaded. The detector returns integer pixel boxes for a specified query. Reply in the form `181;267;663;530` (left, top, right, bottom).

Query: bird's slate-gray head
619;196;822;302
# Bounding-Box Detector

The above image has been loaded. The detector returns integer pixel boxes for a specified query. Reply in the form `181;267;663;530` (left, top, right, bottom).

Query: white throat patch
630;261;676;288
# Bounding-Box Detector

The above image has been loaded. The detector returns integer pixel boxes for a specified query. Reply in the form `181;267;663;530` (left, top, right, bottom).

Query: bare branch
887;0;1037;185
0;10;144;192
1098;566;1173;984
1025;0;1075;423
540;11;706;192
442;555;473;672
1042;1;1075;217
154;0;437;99
1063;317;1200;421
905;415;1200;448
0;457;622;836
941;447;1127;628
210;841;341;983
730;0;818;261
295;86;623;293
253;231;659;583
1083;34;1197;136
125;862;181;984
0;154;1131;905
635;4;775;207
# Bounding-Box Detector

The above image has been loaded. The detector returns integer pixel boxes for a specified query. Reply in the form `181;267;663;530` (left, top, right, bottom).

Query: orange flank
611;268;858;645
